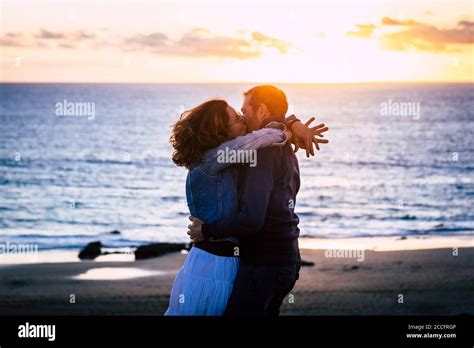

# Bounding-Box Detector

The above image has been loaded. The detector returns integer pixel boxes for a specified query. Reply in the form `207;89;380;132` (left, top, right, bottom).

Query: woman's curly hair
170;99;230;169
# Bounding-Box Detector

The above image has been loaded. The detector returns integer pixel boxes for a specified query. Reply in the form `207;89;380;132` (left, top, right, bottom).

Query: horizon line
1;80;473;85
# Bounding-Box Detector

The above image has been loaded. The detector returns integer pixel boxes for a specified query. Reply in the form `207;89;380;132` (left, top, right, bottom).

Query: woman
165;99;289;315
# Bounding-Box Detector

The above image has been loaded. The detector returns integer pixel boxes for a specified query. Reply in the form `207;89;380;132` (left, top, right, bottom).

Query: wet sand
1;244;473;315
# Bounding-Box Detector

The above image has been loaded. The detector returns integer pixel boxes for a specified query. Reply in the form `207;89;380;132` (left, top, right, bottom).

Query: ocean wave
327;160;474;171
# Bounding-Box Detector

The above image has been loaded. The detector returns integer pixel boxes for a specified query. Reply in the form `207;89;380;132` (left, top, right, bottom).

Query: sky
0;0;473;83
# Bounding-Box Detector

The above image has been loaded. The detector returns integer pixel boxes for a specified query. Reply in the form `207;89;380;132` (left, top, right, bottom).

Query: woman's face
227;106;247;138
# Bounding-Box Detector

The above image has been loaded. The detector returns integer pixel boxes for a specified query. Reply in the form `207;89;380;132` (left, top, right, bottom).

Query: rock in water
135;243;188;260
78;241;102;260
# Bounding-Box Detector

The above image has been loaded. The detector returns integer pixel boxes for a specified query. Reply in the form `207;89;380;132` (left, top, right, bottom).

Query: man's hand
187;216;204;243
291;117;329;157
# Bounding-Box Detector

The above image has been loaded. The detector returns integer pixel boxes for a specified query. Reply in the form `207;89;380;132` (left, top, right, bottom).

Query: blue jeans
224;261;300;316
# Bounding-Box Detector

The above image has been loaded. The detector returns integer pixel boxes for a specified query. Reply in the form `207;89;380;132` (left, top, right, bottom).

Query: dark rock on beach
342;264;359;271
78;241;102;260
108;230;121;235
79;241;317;263
301;260;315;267
135;242;189;260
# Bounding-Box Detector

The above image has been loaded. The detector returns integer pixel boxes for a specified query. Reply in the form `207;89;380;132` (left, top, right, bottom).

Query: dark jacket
202;117;301;265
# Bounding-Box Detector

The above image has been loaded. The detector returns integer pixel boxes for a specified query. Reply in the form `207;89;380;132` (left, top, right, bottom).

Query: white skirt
165;246;239;316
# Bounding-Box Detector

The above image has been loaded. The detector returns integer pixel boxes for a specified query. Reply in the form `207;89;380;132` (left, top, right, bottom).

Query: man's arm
200;147;276;240
286;115;329;157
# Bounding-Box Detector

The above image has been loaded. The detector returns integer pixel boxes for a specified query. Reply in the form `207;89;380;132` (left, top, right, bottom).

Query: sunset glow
1;0;473;83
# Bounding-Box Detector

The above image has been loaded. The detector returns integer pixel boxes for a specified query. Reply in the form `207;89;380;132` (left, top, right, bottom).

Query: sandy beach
1;237;473;316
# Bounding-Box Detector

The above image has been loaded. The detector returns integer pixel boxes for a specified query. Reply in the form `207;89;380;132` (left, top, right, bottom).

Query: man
188;85;328;315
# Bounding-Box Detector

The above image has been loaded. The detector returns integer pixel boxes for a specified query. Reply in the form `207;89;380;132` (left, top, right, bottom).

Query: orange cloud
251;32;290;53
346;24;377;38
380;17;420;26
348;17;474;52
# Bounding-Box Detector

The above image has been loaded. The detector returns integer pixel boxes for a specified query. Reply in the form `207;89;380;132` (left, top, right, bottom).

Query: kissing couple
166;85;328;316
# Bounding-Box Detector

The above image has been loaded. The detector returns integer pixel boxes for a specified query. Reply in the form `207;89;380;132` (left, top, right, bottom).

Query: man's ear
259;103;270;118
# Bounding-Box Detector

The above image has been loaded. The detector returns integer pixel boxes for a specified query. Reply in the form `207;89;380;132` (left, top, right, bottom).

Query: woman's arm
199;124;289;175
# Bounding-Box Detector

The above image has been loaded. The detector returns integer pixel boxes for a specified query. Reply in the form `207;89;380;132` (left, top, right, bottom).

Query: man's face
227;106;246;138
241;95;260;132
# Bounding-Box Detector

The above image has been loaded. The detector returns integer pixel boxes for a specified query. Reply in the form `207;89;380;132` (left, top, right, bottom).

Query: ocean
0;83;473;250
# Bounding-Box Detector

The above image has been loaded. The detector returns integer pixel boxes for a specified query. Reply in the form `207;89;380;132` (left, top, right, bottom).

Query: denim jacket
186;123;288;242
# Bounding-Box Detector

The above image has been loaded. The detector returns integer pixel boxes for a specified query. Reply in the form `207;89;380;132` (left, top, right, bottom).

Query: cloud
381;18;474;51
0;32;30;47
380;17;420;26
0;29;96;48
459;20;474;28
120;28;259;59
36;29;65;39
124;32;168;49
251;32;290;53
346;24;377;38
347;17;474;52
172;28;259;59
58;43;75;49
122;28;290;59
71;30;96;40
0;27;289;60
36;29;95;41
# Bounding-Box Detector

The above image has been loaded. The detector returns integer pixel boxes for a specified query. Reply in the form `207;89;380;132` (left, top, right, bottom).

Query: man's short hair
244;85;288;117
